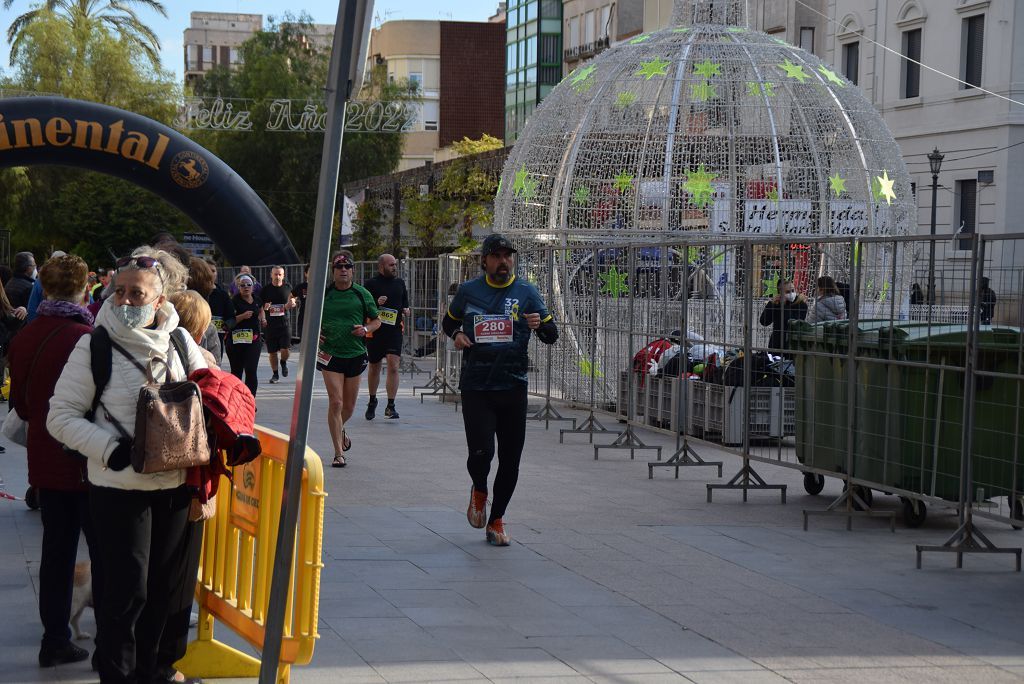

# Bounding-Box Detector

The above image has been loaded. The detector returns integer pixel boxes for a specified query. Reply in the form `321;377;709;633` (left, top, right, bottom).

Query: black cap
481;234;517;257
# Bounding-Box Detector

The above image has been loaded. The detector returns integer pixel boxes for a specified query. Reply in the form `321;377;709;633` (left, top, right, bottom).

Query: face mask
30;268;38;279
113;302;156;329
785;292;797;303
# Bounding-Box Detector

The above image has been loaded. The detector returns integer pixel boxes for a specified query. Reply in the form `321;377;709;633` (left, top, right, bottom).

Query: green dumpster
878;325;1024;503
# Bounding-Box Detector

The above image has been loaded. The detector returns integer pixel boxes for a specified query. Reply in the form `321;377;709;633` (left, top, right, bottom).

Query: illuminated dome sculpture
496;0;912;247
494;0;914;408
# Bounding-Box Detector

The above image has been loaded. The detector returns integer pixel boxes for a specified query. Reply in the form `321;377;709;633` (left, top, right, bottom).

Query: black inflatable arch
0;97;299;265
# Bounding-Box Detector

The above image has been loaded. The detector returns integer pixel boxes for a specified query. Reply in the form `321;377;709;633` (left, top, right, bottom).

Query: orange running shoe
467;488;487;529
486;518;510;546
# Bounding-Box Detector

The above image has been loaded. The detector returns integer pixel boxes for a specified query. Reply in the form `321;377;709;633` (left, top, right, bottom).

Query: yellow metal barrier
176;426;326;684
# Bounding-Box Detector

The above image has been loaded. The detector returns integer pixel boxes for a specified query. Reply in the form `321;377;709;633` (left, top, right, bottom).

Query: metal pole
259;1;374;681
928;172;938;307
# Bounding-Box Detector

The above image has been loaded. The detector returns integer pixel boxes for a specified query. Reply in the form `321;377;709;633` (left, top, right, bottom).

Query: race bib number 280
473;315;513;343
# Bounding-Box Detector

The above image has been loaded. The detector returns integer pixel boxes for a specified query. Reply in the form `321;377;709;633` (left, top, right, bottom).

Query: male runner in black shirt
363;253;410;419
261;265;297;383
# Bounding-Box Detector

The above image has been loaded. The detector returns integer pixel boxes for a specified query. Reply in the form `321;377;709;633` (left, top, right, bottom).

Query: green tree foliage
191;15;413;259
402;187;460;258
0;11;185;266
4;0;167;68
350;200;389;261
403;135;504;256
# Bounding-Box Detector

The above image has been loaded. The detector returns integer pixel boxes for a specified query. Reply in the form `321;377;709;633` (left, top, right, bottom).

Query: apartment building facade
183;12;334;88
367;20;505;171
562;0;644;75
505;0;564;144
826;0;1020;250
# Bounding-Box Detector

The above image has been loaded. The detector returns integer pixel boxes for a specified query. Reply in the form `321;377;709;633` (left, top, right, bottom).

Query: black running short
265;326;291;353
317;353;369;376
366;333;402;363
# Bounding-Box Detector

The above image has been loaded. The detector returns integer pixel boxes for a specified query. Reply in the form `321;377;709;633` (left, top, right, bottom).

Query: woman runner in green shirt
318;251;380;467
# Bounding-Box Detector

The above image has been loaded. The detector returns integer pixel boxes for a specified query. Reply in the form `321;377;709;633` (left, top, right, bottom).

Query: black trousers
226;340;261;396
38;488;100;649
460;387;528;523
155;518;204;679
89;485;191;684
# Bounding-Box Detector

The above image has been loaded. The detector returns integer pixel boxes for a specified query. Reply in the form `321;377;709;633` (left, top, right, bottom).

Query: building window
956;179;977;250
229;47;240;66
203;45;214;67
600;5;611;39
409;72;422;89
421;102;439;131
799;27;814;54
584;10;595;45
526;36;537;66
540;34;560;63
901;28;921;98
186;44;199;71
525;1;537;23
507;43;517;71
541;0;560;19
842;41;859;85
961;15;984;89
568;15;580;48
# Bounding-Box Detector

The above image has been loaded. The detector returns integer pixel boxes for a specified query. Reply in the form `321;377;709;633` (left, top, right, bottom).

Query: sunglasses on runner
333;262;354;270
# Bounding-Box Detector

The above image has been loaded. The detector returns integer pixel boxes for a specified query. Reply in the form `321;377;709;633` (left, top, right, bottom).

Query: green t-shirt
320;284;378;359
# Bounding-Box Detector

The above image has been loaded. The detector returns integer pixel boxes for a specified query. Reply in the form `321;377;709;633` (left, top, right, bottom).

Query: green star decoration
614;91;638;108
713;251;725;265
599;267;630;298
613;171;634;193
763;276;779;298
512;163;528;196
579;357;604;378
746;81;775;97
778;59;810;83
828;173;847;197
880;281;891;303
573;185;591;205
636;57;670;80
693;59;722;79
629;33;651;45
818;65;845;87
765;188;779;203
687;247;702;265
521;176;539;201
690;81;717;102
684;165;717;209
873;170;896;205
727;27;747;33
512;165;529;197
569;64;597;92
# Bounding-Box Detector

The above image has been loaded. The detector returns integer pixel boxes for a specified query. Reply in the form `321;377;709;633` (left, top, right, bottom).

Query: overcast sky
0;1;501;82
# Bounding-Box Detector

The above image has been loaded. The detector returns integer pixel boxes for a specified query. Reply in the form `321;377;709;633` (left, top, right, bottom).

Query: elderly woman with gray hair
47;246;208;684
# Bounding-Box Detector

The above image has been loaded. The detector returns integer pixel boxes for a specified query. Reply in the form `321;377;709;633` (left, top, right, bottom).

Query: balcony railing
563;36;610;62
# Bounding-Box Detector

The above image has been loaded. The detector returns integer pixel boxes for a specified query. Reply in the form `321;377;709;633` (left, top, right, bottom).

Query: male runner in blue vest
442;234;558;546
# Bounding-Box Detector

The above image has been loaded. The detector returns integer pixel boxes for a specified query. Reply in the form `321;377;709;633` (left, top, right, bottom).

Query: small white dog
69;561;93;641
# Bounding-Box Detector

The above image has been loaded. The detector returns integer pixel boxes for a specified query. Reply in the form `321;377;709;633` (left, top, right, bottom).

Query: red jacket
8;313;93;491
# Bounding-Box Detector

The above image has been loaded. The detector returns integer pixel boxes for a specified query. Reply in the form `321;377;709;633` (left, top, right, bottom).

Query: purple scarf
36;299;95;326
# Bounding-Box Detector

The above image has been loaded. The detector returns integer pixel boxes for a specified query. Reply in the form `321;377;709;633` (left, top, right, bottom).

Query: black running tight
461;386;528;523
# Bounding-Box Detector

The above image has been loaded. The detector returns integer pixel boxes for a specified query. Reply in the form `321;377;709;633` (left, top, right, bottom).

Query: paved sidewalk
2;352;1024;683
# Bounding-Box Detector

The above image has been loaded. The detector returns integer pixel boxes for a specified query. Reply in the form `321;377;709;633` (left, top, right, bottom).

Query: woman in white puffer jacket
47;247;208;684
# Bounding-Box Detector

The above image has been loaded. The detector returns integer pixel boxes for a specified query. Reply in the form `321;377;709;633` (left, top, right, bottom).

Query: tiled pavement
2;352;1023;683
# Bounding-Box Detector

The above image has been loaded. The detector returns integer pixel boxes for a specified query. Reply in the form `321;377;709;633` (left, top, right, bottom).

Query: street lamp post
927;147;944;306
